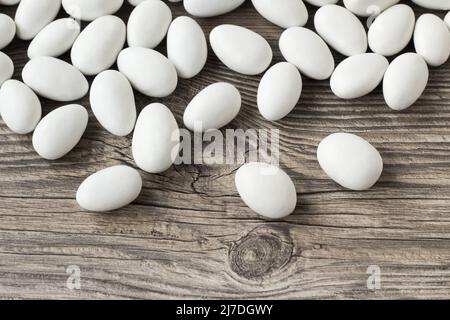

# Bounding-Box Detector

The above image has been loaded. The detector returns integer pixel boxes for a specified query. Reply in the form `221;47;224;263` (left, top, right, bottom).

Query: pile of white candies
0;0;449;219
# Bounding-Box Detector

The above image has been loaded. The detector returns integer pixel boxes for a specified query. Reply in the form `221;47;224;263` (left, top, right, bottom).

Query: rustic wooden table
1;1;450;299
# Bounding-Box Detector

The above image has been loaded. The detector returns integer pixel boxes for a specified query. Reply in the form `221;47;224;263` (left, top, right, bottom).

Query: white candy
132;103;180;173
210;24;273;75
279;27;335;80
184;0;245;17
0;51;13;86
183;82;241;132
22;56;89;102
343;0;400;17
28;18;80;59
90;70;136;137
62;0;124;21
71;15;126;76
304;0;337;6
0;0;21;5
412;0;450;10
446;12;450;29
317;133;383;191
0;13;16;50
235;162;297;219
32;104;88;160
368;4;415;57
14;0;61;40
127;0;172;49
383;53;429;111
251;0;308;29
0;80;41;134
117;47;178;98
257;62;302;121
414;14;450;67
314;5;367;56
76;165;142;212
167;16;207;79
330;53;389;99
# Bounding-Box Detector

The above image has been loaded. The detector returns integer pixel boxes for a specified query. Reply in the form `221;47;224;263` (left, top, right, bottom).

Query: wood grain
1;0;450;299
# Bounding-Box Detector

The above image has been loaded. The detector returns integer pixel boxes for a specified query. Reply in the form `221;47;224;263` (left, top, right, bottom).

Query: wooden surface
1;1;450;300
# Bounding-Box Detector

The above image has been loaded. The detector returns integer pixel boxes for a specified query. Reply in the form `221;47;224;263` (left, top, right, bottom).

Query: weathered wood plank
1;1;450;299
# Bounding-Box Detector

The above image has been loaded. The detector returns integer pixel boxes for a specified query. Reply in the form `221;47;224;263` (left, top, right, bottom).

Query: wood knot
229;226;293;280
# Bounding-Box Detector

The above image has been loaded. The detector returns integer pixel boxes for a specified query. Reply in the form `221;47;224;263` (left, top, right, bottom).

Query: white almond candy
167;16;207;79
71;15;126;76
0;0;21;5
414;14;450;67
90;70;136;137
210;25;273;75
446;12;450;29
343;0;399;17
279;27;334;80
235;162;297;219
0;14;15;50
314;5;367;56
15;0;61;40
183;82;241;132
257;62;302;121
304;0;337;6
383;53;429;111
330;53;389;99
251;0;308;28
28;18;80;59
412;0;450;10
22;56;89;102
62;0;124;21
368;4;415;57
184;0;245;17
117;47;177;98
76;165;142;212
32;104;88;160
0;80;41;134
127;0;172;49
0;52;13;86
132;103;180;173
317;133;383;191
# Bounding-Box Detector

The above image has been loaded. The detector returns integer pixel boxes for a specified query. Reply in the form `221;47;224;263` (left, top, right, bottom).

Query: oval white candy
210;24;273;75
235;162;297;219
279;27;334;80
32;104;88;160
343;0;399;17
368;4;415;57
71;15;126;76
383;53;429;111
0;51;13;86
0;13;15;50
90;70;136;137
22;56;89;102
251;0;308;28
184;0;245;17
167;16;207;79
15;0;61;40
132;103;180;173
258;62;302;121
314;5;367;56
183;82;241;132
62;0;124;21
304;0;337;6
0;80;41;134
330;53;389;99
414;14;450;67
446;12;450;29
317;133;383;191
76;165;142;212
127;0;172;49
28;18;81;59
412;0;450;10
117;47;177;98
